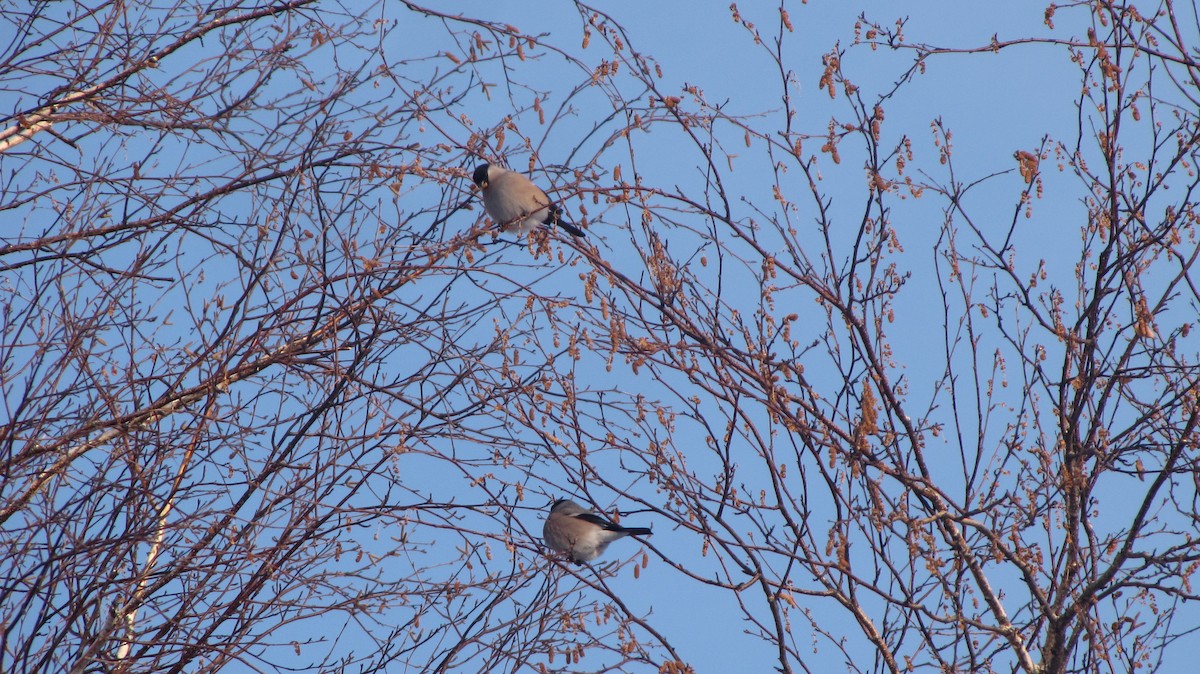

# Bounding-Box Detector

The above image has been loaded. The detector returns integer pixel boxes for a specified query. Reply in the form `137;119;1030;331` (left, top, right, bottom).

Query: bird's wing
572;512;620;530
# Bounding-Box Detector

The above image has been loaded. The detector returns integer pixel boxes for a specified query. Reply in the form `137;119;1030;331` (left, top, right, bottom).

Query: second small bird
543;499;652;564
472;163;586;238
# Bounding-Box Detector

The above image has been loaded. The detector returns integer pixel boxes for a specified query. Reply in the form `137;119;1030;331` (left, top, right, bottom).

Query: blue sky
355;2;1138;672
5;1;1197;672
344;2;1198;671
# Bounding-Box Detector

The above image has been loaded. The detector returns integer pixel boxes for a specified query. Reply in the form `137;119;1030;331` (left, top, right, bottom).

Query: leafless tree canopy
2;2;1199;673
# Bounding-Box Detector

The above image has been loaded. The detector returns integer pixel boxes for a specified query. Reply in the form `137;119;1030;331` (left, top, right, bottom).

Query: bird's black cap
471;163;490;187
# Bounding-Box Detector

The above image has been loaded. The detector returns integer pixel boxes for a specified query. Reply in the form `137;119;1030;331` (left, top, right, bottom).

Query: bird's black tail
549;205;586;237
622;527;653;537
557;220;586;237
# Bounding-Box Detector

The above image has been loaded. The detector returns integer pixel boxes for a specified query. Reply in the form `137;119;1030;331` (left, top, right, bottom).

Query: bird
471;162;586;237
542;498;652;564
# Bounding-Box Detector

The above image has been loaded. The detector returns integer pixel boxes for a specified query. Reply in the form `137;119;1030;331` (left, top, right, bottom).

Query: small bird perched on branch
471;162;586;237
542;499;652;564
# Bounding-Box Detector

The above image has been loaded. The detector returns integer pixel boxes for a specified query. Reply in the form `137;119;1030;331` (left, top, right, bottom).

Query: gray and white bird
471;163;586;237
542;499;652;564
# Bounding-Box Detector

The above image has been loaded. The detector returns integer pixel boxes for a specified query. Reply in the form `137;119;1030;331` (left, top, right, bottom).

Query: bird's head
471;163;492;189
550;498;584;515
